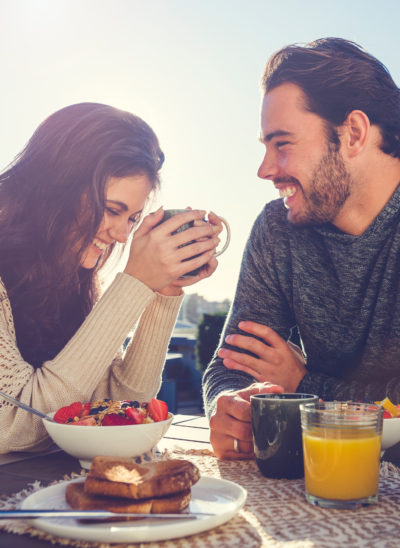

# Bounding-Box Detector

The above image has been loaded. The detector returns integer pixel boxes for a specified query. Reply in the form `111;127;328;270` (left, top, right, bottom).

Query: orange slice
374;397;400;417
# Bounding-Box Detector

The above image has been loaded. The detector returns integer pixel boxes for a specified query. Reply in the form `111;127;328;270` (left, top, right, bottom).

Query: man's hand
217;321;307;392
209;382;284;459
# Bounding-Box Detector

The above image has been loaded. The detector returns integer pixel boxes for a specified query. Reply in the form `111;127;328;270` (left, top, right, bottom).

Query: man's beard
287;142;352;226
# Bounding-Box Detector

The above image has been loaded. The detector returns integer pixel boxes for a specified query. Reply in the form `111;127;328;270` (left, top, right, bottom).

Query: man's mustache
273;176;300;185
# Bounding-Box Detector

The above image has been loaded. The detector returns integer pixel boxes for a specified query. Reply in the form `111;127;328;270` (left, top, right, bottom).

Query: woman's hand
124;208;221;293
158;211;224;295
217;321;307;392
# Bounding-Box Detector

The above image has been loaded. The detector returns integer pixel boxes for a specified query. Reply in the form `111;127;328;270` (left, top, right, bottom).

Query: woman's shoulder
0;275;9;300
0;275;16;338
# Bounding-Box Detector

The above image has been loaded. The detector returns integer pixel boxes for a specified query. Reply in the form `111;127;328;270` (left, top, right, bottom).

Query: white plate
21;477;247;543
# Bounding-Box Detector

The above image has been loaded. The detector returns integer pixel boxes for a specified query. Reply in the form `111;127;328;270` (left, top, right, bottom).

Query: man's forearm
202;358;255;419
297;370;400;403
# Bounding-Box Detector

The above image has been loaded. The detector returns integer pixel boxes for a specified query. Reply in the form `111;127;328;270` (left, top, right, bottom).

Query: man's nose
257;150;279;180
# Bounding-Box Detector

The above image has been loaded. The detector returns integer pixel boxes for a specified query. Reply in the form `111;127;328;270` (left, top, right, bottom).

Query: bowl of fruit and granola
43;398;173;467
375;397;400;450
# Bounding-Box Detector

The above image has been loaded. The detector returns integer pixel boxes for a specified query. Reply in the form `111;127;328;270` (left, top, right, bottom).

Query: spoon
0;390;56;422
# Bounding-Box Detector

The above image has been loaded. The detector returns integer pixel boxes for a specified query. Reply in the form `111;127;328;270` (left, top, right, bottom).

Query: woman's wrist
157;286;184;297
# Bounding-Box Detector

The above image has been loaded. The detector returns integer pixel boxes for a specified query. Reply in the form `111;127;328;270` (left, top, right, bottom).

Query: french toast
66;481;191;516
85;457;200;500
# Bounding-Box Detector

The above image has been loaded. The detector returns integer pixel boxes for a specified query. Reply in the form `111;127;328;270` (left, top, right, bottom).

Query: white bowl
381;418;400;450
43;412;173;467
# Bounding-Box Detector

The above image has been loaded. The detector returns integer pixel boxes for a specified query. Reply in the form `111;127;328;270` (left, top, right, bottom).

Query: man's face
258;83;352;226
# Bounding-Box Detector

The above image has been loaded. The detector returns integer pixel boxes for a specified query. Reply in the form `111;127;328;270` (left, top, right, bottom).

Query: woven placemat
1;449;399;548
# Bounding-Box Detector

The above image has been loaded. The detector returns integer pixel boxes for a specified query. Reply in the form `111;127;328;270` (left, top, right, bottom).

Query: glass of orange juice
300;402;383;509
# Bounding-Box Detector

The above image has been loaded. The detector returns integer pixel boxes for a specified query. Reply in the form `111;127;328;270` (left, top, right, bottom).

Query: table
1;415;400;548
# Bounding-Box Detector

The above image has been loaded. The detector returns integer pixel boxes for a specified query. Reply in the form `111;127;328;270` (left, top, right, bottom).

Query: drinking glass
300;401;383;509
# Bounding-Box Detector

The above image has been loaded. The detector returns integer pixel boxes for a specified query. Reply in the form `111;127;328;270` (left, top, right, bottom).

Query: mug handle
213;216;231;258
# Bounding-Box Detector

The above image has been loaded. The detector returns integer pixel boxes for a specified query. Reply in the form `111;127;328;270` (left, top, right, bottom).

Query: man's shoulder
244;199;295;260
254;198;288;230
249;199;321;257
252;198;297;240
261;197;287;218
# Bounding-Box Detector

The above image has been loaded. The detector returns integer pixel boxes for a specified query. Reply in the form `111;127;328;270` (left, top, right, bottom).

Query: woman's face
80;174;152;269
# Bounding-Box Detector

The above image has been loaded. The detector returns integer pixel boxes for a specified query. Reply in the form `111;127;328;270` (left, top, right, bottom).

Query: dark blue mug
156;209;230;277
251;393;319;479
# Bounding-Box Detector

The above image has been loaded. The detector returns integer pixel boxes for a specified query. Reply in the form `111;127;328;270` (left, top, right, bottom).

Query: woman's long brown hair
0;102;164;368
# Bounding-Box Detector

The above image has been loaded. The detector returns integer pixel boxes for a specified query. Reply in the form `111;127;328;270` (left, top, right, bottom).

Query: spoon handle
0;390;53;421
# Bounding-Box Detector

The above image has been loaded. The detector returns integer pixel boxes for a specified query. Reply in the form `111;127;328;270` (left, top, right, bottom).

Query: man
202;37;400;459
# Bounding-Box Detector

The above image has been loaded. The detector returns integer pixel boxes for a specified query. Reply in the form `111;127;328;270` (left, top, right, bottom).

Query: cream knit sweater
0;272;183;453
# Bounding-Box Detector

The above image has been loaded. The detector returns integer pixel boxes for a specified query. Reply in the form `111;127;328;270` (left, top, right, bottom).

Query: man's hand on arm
209;382;284;459
217;321;307;392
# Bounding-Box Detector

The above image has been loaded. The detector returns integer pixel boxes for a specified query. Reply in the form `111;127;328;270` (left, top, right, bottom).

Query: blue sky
1;0;399;300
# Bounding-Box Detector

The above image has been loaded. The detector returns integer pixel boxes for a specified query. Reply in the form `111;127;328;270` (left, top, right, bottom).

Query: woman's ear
340;110;370;158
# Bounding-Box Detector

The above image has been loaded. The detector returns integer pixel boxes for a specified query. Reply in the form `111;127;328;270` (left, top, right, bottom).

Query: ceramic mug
251;393;319;479
156;209;230;277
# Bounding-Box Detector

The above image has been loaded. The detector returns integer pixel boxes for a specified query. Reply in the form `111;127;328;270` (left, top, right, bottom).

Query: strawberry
147;398;168;422
125;407;144;424
54;402;83;424
102;413;135;426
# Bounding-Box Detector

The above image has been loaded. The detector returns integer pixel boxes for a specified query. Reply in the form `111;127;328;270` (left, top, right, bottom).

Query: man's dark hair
262;37;400;158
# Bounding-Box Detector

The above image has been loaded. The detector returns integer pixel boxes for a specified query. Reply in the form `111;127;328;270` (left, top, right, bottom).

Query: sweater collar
311;182;400;241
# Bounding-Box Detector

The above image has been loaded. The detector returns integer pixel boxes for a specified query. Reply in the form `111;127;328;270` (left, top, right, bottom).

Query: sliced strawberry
102;413;135;426
54;402;83;424
147;398;168;422
383;409;394;419
80;402;92;417
71;416;97;426
125;407;144;424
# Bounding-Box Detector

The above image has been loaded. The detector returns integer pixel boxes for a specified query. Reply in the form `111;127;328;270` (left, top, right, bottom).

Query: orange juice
303;429;381;500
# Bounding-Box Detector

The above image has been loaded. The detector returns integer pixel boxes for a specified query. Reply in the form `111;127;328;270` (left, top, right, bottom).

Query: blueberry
130;401;140;408
89;405;107;415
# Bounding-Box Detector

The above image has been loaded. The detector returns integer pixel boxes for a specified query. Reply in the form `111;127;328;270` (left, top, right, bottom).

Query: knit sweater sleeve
297;368;400;403
202;208;294;418
92;291;183;402
0;272;181;453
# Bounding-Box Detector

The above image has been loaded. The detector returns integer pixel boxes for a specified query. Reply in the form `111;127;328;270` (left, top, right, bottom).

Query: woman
0;102;221;452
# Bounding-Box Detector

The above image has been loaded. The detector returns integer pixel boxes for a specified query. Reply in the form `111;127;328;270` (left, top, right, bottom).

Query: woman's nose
109;220;130;243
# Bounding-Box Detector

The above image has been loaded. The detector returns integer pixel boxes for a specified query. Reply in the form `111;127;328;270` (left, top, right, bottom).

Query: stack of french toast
66;456;200;517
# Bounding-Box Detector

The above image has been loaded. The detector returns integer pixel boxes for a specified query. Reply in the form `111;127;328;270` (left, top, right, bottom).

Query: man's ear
340;110;370;158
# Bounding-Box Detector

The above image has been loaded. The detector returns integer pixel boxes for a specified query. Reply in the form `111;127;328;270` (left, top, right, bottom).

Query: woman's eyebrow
106;199;143;216
106;199;128;210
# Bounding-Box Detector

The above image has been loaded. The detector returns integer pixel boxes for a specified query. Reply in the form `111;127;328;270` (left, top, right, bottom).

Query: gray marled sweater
203;187;400;418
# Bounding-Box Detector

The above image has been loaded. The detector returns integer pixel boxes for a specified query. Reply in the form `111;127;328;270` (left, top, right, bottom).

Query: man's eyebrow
259;130;293;144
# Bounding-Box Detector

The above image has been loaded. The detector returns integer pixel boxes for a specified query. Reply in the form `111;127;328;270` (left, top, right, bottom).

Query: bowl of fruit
43;398;173;467
376;397;400;450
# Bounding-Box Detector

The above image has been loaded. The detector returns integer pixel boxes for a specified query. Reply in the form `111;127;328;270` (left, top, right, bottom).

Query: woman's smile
80;174;152;269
